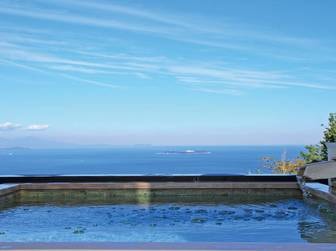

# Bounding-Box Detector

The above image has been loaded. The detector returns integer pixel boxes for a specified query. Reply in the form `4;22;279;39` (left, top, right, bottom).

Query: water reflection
1;192;336;242
298;197;336;243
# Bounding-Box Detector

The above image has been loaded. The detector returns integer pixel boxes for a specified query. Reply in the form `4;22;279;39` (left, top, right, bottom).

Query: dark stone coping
0;174;297;184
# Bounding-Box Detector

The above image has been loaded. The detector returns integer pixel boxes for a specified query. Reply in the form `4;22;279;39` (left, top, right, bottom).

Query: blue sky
0;0;335;145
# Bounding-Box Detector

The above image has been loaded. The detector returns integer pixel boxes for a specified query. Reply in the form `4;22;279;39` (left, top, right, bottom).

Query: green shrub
299;145;323;163
262;156;305;174
321;113;336;160
299;113;336;163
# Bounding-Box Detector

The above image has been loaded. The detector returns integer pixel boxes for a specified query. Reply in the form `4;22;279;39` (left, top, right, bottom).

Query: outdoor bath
0;175;336;246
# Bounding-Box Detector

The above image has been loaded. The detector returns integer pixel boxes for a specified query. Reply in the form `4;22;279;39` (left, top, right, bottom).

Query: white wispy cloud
48;65;112;74
0;1;335;96
0;57;120;89
26;124;49;131
43;0;321;49
134;72;151;79
0;122;21;131
193;88;243;96
0;41;162;74
75;50;166;63
0;0;330;64
1;40;335;94
0;0;323;54
59;74;120;89
0;122;51;131
0;5;175;35
169;65;336;91
49;0;186;27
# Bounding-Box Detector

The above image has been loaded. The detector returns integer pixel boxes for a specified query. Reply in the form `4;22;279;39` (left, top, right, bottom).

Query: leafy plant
299;145;323;163
298;113;336;163
262;156;305;174
262;150;305;174
320;113;336;160
261;113;336;173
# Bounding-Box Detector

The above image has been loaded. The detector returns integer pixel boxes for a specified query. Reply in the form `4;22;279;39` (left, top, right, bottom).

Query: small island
158;150;211;155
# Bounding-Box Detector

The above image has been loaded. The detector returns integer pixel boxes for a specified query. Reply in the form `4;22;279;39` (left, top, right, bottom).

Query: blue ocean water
0;146;303;175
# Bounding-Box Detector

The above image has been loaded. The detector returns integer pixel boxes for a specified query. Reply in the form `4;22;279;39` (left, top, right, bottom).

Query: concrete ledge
304;182;336;204
302;160;336;180
0;181;301;204
0;177;301;202
0;184;19;197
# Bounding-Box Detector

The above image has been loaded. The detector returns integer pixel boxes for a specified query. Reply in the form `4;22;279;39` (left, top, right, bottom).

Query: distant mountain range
0;137;77;149
0;137;153;149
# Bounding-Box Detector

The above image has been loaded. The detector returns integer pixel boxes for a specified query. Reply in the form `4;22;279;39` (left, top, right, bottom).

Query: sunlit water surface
1;198;336;242
0;146;303;175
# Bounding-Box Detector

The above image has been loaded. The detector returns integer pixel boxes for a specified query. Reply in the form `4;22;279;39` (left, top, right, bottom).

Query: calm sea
0;146;303;175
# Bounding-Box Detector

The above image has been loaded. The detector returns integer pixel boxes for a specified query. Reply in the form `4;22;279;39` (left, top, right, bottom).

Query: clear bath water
0;197;336;242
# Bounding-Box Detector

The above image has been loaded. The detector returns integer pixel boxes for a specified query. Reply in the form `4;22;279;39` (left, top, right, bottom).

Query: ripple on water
191;218;207;223
0;200;334;242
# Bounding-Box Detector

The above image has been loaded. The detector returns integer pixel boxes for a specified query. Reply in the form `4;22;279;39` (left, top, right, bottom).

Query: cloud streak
0;57;120;89
193;88;243;96
0;5;176;35
1;40;335;94
0;122;21;131
0;1;335;95
0;122;50;132
26;124;49;131
0;0;325;53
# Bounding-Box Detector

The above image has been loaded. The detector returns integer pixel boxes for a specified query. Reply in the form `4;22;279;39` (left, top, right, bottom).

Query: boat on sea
158;150;211;155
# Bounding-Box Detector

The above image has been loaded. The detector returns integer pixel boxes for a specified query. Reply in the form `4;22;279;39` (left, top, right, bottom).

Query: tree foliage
299;113;336;163
299;144;323;163
263;113;336;174
320;113;336;160
262;157;305;174
261;113;336;174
